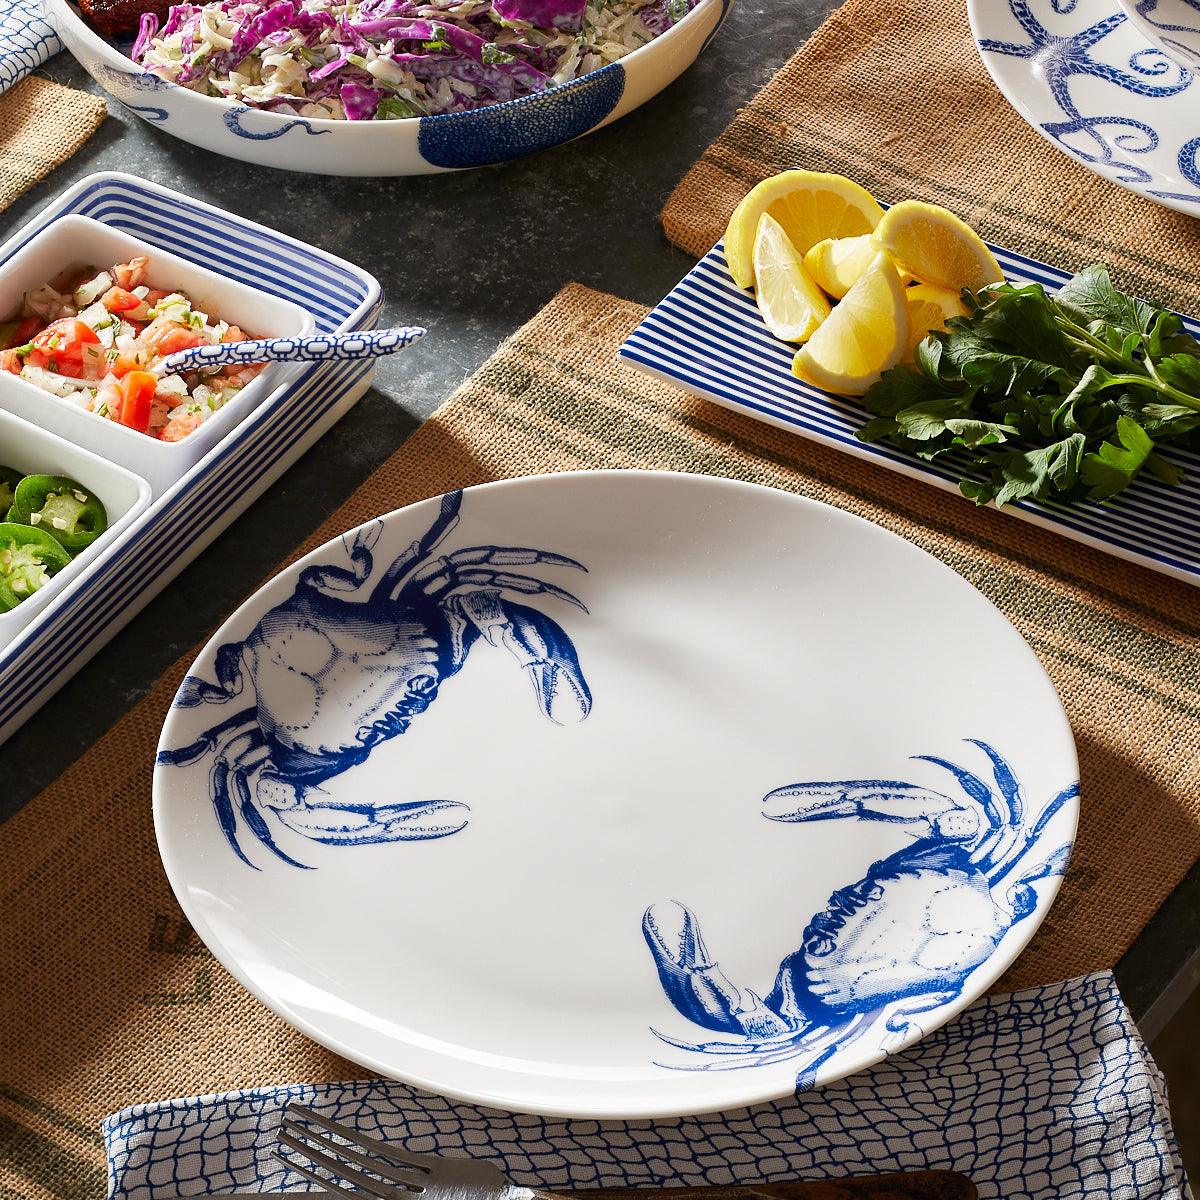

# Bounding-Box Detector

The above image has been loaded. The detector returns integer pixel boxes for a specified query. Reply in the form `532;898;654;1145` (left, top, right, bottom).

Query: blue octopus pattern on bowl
417;63;625;169
157;490;593;869
643;740;1078;1088
223;105;329;140
976;0;1200;209
1135;0;1200;65
89;61;173;121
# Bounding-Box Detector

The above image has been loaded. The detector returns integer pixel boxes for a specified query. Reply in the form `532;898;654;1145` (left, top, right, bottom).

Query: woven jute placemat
0;75;106;213
661;0;1200;313
2;282;1198;1197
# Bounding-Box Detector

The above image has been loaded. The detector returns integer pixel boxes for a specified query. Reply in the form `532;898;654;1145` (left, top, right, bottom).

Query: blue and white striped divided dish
618;242;1200;588
103;973;1189;1200
0;172;382;744
0;0;61;92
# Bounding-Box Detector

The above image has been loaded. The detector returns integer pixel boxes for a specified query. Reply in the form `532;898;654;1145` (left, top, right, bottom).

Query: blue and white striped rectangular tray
0;173;382;744
618;240;1200;588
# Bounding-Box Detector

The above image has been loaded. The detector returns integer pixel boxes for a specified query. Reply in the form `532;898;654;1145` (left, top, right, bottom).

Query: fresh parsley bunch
858;265;1200;506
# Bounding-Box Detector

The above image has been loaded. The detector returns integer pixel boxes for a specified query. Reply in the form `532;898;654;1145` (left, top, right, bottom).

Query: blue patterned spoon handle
155;326;427;375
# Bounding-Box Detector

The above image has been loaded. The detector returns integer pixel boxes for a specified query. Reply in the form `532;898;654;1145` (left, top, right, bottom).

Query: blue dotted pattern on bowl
417;62;625;168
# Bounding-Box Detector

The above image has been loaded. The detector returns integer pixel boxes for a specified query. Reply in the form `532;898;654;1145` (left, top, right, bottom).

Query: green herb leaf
946;283;1079;372
989;433;1086;507
1079;415;1155;499
1145;452;1186;487
944;417;1017;448
861;364;943;419
895;397;971;441
914;335;945;379
855;415;900;443
1057;264;1155;336
1156;351;1200;395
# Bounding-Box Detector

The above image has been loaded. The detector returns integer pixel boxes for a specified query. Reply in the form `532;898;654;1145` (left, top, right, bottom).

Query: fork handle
556;1173;977;1200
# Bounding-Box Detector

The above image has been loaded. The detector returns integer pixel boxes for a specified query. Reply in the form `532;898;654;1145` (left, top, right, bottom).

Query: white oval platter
154;470;1079;1119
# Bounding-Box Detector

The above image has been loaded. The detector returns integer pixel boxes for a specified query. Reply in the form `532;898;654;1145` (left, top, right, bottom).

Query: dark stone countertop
2;0;1198;1033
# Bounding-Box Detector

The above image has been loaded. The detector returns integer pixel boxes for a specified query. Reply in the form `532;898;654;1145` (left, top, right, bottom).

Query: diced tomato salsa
0;255;265;442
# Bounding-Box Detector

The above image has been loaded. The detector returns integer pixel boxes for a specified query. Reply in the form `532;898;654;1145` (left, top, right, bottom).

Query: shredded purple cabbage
216;0;296;71
132;0;699;120
131;10;159;59
639;0;696;35
493;0;586;31
339;78;381;118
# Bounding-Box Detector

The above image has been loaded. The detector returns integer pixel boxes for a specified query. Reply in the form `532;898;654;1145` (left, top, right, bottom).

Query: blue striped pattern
0;174;381;744
618;241;1200;587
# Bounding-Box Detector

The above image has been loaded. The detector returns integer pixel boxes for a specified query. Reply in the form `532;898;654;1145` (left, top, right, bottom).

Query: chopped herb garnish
481;41;516;64
375;95;417;119
422;22;452;51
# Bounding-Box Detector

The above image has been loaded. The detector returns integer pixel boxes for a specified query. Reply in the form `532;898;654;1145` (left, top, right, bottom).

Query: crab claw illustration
464;594;592;724
642;901;791;1038
763;780;963;828
267;794;471;846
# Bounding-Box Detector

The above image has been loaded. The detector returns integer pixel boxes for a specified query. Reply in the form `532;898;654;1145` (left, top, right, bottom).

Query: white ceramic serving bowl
1118;0;1200;67
0;407;151;644
0;215;313;497
46;0;732;175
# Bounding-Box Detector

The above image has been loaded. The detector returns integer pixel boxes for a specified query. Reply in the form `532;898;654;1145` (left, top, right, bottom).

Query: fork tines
274;1104;433;1200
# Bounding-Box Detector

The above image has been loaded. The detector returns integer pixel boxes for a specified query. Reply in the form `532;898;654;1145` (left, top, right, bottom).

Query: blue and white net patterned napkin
0;0;62;92
104;972;1192;1200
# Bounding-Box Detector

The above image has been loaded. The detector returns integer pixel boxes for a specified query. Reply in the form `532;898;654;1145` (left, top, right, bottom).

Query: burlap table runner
2;282;1198;1197
0;76;106;213
661;0;1200;313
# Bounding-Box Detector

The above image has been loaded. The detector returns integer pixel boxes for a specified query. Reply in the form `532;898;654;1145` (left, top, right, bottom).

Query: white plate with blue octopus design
970;0;1200;218
153;470;1079;1118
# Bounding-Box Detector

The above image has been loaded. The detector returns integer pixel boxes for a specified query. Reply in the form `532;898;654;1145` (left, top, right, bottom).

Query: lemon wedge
905;283;968;361
752;213;832;343
792;252;908;396
875;200;1003;293
725;171;885;290
802;234;881;299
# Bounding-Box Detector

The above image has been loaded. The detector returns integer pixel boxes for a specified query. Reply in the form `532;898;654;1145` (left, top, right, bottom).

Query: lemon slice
792;252;908;396
802;235;880;299
904;283;968;361
725;171;885;290
752;213;832;343
875;200;1003;293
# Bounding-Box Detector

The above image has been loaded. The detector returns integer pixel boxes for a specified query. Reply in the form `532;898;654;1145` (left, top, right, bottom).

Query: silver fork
275;1105;552;1200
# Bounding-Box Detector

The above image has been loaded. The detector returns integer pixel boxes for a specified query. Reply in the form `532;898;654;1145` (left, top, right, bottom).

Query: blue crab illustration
642;741;1076;1085
157;491;592;869
978;0;1199;202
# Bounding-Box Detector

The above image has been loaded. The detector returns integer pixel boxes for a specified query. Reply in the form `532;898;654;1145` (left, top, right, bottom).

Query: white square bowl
0;215;314;497
0;406;152;643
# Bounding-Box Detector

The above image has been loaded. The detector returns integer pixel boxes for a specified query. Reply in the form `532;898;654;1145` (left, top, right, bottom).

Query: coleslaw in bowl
47;0;732;172
132;0;699;121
